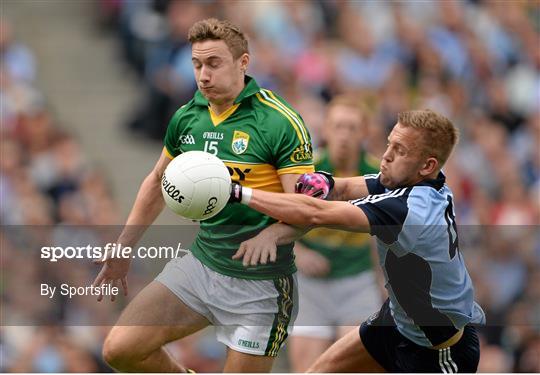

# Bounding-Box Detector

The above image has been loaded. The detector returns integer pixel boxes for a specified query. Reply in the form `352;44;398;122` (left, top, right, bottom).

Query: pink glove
295;171;334;200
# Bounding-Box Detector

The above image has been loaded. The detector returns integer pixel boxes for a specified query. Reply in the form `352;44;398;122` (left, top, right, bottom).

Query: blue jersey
350;172;485;347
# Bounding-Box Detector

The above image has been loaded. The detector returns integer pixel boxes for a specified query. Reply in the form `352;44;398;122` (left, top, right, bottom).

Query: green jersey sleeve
258;91;314;174
163;104;189;159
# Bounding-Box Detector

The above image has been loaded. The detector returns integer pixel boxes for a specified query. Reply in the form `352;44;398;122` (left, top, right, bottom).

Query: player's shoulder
256;88;298;111
169;99;195;119
252;88;303;125
176;99;198;117
404;187;431;223
166;99;201;132
253;88;311;147
405;182;452;226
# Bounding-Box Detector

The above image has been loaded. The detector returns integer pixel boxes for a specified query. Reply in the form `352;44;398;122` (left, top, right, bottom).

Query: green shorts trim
264;275;295;356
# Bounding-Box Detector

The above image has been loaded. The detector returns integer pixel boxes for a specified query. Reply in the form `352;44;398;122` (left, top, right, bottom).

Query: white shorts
155;252;298;356
291;270;381;339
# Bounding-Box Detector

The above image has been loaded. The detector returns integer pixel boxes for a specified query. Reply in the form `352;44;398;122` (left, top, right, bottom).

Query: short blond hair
328;94;371;123
188;18;248;59
397;109;459;166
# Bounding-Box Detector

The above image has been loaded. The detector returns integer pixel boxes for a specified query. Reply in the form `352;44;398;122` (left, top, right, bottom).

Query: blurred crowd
0;12;119;372
1;0;539;372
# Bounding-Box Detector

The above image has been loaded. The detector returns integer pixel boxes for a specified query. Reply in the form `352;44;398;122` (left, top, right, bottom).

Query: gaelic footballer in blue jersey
230;109;485;373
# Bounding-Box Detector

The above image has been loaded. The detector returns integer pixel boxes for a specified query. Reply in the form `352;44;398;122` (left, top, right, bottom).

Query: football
161;151;231;220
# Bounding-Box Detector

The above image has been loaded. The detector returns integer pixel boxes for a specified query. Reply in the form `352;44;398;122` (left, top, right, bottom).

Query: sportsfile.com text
40;243;187;262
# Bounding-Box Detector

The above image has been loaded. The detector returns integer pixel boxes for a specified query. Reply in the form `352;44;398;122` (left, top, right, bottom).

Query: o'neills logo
162;174;184;203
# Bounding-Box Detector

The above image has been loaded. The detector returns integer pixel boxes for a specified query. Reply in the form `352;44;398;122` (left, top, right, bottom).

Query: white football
161;151;231;220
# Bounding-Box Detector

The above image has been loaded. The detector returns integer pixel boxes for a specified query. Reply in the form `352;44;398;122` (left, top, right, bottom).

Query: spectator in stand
127;0;203;139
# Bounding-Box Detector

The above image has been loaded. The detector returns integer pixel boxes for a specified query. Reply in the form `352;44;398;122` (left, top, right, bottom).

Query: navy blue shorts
359;300;480;373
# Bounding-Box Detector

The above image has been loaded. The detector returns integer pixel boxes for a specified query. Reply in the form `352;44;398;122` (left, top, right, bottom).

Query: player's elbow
299;198;330;227
307;208;328;227
281;213;317;227
280;207;322;227
307;202;356;229
145;169;165;199
291;198;326;227
149;167;163;186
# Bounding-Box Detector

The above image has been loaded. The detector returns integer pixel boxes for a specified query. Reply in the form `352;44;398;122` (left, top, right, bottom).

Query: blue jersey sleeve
349;187;411;244
363;173;386;195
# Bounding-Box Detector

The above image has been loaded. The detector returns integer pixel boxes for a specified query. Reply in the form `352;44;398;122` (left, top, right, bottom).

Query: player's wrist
229;183;252;205
240;186;252;205
315;171;335;192
295;170;335;199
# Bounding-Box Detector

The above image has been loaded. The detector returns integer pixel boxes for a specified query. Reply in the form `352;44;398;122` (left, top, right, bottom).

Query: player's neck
209;101;235;116
425;169;440;181
412;169;441;186
209;80;245;115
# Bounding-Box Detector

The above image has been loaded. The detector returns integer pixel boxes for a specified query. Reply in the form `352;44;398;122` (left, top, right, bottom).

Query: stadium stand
1;0;538;372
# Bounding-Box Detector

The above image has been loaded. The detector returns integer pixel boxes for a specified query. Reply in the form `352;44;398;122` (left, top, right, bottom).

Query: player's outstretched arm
331;176;370;201
232;186;370;232
116;149;171;244
92;149;171;301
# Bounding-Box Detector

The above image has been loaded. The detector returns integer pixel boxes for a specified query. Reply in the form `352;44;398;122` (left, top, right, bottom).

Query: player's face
325;105;365;165
191;40;248;105
380;123;428;189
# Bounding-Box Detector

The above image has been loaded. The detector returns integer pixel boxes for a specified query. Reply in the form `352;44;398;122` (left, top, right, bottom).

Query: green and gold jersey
164;76;314;280
299;150;379;279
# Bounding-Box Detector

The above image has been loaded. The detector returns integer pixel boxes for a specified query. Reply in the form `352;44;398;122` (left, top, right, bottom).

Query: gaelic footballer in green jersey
164;76;314;279
99;19;313;373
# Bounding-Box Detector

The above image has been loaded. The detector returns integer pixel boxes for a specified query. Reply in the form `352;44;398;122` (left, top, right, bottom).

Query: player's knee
102;330;137;370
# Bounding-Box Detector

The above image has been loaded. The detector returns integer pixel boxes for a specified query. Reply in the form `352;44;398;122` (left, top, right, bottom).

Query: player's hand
92;254;130;302
295;171;334;200
233;234;277;267
295;246;330;277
